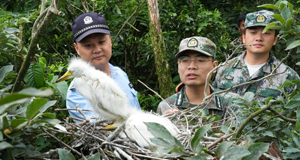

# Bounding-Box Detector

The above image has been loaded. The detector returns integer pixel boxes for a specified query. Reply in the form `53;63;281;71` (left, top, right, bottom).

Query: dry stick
55;108;92;111
268;107;296;123
106;122;125;142
42;128;83;156
112;0;146;44
204;44;244;97
114;146;134;160
207;133;235;149
137;79;173;110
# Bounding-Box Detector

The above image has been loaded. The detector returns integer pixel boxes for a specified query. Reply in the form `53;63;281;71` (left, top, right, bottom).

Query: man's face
74;33;112;70
243;26;278;55
238;20;245;35
178;51;217;87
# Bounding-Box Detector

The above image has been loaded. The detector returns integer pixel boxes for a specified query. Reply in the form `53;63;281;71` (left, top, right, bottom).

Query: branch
236;101;274;138
12;0;61;92
112;0;146;44
268;107;296;123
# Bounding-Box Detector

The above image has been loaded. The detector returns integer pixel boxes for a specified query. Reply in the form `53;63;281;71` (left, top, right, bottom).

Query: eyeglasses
178;56;212;68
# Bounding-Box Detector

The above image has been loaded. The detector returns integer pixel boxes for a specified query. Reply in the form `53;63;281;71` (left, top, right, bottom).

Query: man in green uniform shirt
213;10;299;103
157;36;231;117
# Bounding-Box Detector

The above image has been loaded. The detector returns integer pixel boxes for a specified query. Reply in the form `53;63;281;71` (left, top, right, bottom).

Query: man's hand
163;109;179;115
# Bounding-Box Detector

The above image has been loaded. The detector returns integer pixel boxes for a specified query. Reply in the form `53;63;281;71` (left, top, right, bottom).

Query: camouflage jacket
213;52;300;102
156;85;225;117
230;37;246;54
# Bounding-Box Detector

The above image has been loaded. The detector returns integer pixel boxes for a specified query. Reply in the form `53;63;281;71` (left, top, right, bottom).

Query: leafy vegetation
0;0;300;159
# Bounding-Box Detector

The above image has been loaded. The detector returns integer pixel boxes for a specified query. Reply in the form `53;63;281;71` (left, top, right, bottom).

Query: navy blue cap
72;13;110;42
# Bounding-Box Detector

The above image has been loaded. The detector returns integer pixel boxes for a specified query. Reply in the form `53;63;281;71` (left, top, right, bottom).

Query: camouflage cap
245;10;277;28
176;36;216;58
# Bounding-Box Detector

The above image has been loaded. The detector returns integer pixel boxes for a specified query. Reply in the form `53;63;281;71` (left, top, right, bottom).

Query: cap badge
256;15;265;23
187;38;198;48
84;16;93;24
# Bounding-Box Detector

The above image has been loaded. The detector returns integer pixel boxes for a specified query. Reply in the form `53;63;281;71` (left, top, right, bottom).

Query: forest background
1;0;300;159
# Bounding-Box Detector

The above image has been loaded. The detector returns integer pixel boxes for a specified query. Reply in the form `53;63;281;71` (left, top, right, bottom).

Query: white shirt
245;62;266;76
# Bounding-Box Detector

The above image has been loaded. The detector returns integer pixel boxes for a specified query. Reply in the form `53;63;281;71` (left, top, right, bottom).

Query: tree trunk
147;0;173;98
12;0;61;92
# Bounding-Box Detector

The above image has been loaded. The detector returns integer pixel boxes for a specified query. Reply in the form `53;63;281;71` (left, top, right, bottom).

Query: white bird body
58;58;180;148
125;111;180;147
67;58;133;120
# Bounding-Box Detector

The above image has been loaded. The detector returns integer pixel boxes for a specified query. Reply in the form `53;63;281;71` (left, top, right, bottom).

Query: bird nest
51;105;239;160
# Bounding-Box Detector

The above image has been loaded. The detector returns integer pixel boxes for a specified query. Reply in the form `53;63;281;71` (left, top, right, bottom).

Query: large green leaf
292;132;300;148
285;93;300;109
242;143;269;160
258;4;279;11
222;146;251;160
24;62;46;88
286;40;300;50
19;88;53;97
55;81;68;101
0;141;13;150
272;14;285;25
215;141;234;158
87;153;101;160
11;119;27;130
191;124;211;154
145;122;176;144
0;65;13;83
281;6;292;21
58;148;76;160
26;98;48;120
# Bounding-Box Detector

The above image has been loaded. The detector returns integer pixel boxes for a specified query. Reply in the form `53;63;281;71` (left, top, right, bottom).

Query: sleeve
156;101;172;115
66;87;99;123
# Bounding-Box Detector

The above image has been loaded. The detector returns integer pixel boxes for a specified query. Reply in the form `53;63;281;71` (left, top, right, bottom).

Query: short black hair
243;27;279;37
237;13;248;27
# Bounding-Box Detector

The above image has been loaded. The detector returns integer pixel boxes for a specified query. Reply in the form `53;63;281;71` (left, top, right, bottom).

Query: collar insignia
84;16;93;24
256;15;265;23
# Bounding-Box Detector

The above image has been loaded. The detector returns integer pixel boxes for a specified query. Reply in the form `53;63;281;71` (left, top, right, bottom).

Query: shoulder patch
233;60;240;68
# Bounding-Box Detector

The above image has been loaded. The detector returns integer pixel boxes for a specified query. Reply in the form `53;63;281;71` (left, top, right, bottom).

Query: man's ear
242;34;246;44
273;36;279;46
74;42;80;56
212;61;218;73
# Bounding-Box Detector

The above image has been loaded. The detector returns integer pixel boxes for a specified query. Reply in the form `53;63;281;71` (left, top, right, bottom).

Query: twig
236;101;275;138
207;133;234;149
42;128;83;156
268;107;296;123
112;0;146;44
114;146;134;160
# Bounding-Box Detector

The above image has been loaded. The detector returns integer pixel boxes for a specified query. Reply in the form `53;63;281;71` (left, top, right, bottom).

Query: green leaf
272;14;285;25
263;21;282;33
297;107;300;126
281;6;292;21
0;131;2;141
285;17;293;29
263;131;275;137
55;81;68;101
39;57;47;72
244;92;254;103
292;132;300;148
11;119;27;130
191;124;211;154
24;62;46;88
0;65;13;83
26;98;48;120
258;4;279;11
283;147;300;153
19;88;53;97
42;113;56;119
285;93;300;109
87;153;101;160
242;143;269;160
186;155;207;160
222;146;251;160
286;40;300;50
58;148;76;160
0;141;13;150
216;141;234;158
3;28;20;33
2;116;9;131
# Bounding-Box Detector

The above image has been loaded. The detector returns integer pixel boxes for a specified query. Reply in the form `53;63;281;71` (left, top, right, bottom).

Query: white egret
57;58;180;148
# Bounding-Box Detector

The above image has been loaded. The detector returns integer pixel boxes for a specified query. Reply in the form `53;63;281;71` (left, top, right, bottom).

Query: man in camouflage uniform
213;10;299;103
230;13;248;54
157;36;229;117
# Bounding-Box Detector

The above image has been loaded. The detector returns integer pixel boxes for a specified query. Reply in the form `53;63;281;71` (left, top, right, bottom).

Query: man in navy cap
67;13;141;123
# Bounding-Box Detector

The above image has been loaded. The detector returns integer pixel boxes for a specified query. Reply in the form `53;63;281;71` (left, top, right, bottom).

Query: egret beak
102;124;117;130
56;70;72;83
102;118;123;130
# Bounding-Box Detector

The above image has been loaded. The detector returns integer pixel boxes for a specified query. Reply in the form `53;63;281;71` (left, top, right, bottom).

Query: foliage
0;0;300;159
